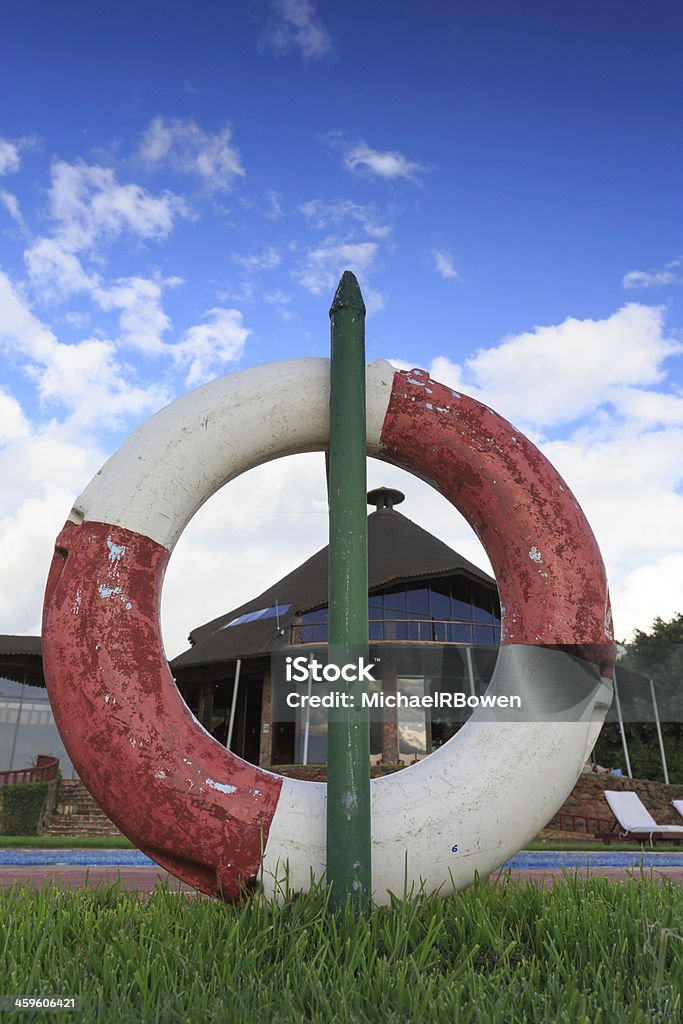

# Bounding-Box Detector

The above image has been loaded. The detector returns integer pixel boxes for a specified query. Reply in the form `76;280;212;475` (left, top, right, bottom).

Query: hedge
0;781;50;835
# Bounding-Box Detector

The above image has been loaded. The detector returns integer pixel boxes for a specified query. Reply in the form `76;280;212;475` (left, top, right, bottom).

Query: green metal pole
327;270;371;908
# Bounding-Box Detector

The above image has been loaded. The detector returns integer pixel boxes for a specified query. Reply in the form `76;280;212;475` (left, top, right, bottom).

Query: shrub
0;781;50;835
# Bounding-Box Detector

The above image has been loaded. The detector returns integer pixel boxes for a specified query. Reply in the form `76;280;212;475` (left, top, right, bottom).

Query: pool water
1;850;682;868
506;851;683;870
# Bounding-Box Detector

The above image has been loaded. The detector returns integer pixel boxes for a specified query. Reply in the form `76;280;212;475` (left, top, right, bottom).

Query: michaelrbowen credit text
361;693;521;709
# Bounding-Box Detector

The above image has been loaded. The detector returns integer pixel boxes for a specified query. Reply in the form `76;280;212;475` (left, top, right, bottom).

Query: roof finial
367;486;405;511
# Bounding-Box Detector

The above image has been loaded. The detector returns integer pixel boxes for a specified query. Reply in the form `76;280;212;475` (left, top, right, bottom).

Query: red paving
0;866;198;894
1;864;683;895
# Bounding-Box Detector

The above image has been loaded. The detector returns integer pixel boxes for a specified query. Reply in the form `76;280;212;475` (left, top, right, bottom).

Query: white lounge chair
598;790;683;845
672;799;683;821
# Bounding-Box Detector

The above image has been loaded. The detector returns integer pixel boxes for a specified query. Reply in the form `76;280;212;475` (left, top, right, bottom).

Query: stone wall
549;772;683;835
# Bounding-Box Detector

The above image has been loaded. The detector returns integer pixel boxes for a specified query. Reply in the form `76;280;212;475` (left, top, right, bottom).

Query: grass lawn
0;877;681;1023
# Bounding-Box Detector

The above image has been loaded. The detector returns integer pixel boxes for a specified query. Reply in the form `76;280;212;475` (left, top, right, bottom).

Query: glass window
384;589;406;611
451;597;473;621
226;604;291;628
407;588;429;615
0;679;76;778
369;621;384;642
471;647;499;695
368;595;384;620
473;603;494;623
404;621;420;642
389;621;409;641
474;625;495;644
448;622;472;643
299;622;328;644
397;677;427;757
433;621;448;642
429;588;449;624
300;608;328;624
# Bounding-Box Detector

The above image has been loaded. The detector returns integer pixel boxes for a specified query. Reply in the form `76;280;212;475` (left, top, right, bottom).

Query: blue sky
0;1;681;656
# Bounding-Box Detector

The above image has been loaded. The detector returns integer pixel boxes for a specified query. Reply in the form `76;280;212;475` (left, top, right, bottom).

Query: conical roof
171;505;496;671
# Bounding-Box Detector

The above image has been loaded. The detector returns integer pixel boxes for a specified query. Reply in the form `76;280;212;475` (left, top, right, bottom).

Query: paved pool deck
2;864;683;894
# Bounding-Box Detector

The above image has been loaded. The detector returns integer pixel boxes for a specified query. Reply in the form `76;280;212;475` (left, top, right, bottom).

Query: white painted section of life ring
71;358;395;552
262;646;612;902
65;357;611;903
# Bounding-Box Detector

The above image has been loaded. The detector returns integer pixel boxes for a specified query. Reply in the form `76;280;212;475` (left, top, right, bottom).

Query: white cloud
25;244;182;360
21;159;191;363
262;0;332;60
232;246;281;271
623;259;682;289
295;239;379;297
0;189;22;224
0;270;167;428
609;387;683;426
0;428;110;633
0;489;81;633
263;189;283;220
22;159;188;313
263;289;293;320
61;311;91;330
432;249;459;280
0;137;21;175
174;307;250;386
617;553;683;639
30;335;167;427
430;304;681;430
300;198;391;239
140;117;244;192
0;270;55;363
94;274;181;355
0;390;30;444
25;237;99;301
263;289;292;306
50;159;185;251
239;189;283;221
343;140;429;182
540;426;683;641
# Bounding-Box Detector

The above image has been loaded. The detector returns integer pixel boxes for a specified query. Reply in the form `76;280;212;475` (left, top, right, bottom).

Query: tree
593;612;683;783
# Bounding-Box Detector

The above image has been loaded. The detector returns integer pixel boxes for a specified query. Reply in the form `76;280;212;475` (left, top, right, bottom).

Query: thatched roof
171;505;497;672
0;634;45;687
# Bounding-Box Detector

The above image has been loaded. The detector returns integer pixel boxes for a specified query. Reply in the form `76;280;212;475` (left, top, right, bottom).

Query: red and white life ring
42;360;614;901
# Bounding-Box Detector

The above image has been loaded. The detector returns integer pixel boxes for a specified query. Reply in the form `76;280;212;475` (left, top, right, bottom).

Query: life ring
42;359;614;902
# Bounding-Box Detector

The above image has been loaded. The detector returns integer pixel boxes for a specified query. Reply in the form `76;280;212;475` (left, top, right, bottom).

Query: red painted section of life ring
43;519;282;898
379;369;614;673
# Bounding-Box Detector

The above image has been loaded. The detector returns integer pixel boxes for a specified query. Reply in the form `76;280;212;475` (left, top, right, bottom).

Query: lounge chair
597;790;683;845
672;799;683;821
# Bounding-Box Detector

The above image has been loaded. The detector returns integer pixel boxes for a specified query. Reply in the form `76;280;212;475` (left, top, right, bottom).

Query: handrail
290;616;501;645
0;755;59;787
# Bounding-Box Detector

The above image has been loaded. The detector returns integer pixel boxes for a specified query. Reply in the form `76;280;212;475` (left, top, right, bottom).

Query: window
225;604;291;628
294;578;500;644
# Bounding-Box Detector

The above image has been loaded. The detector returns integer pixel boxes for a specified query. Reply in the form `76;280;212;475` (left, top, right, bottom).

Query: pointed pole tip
330;270;366;317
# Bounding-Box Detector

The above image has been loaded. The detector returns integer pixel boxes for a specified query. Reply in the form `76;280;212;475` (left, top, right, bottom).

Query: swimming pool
1;849;683;868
